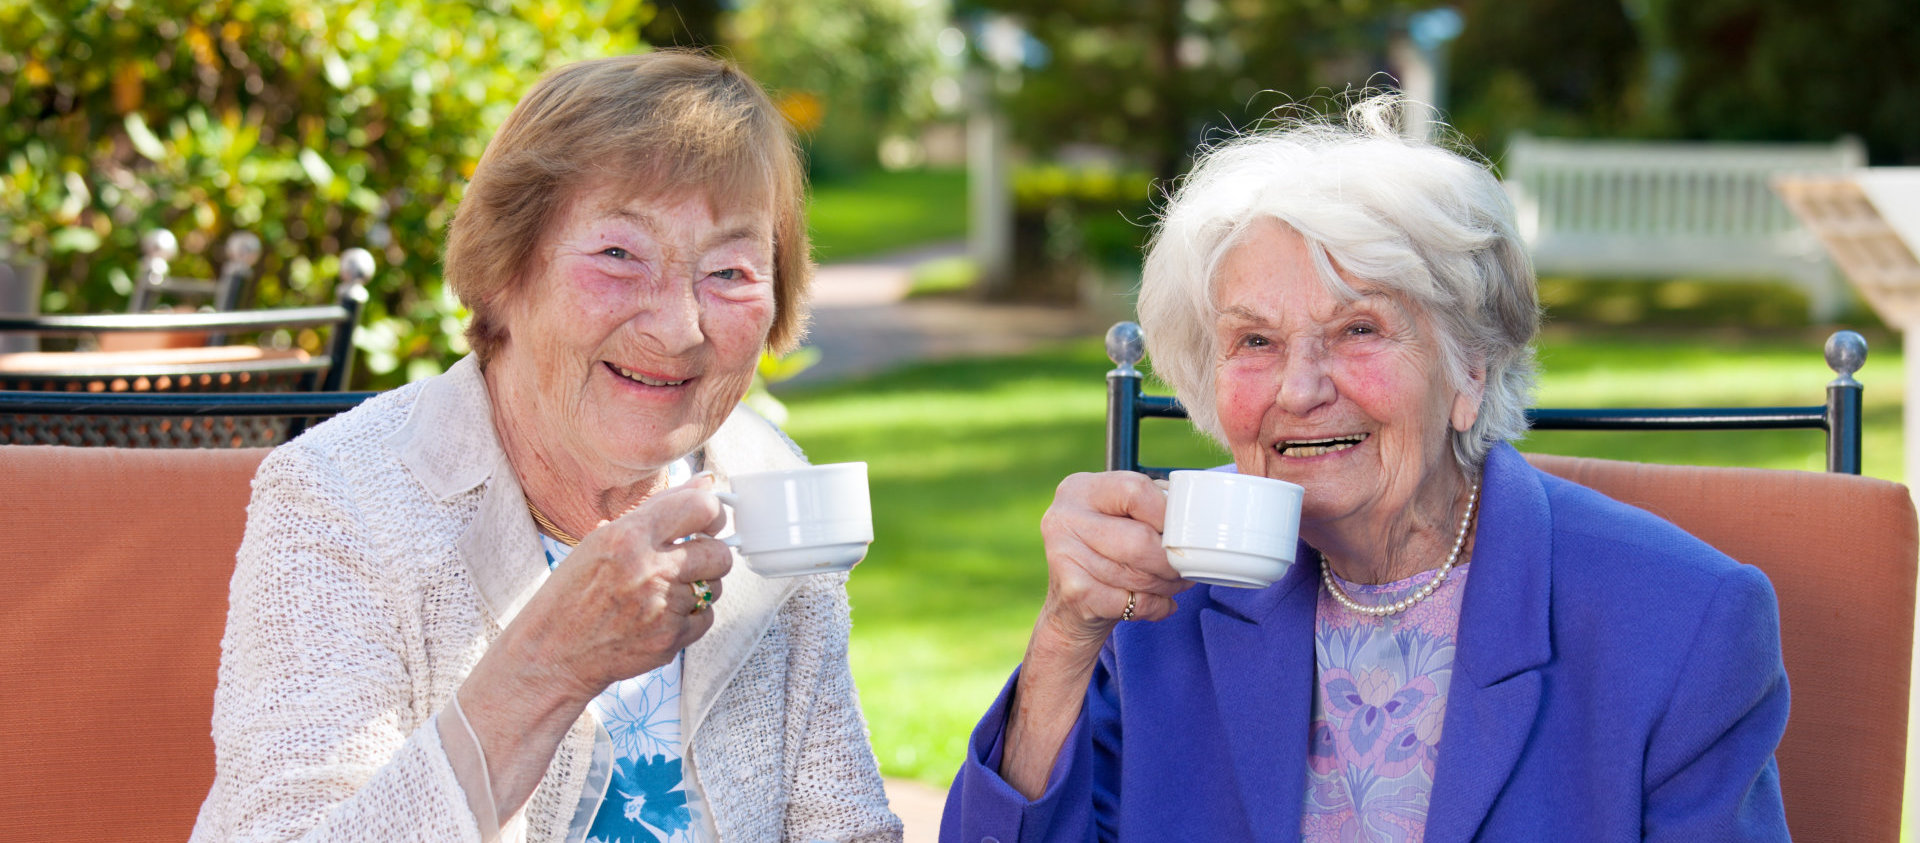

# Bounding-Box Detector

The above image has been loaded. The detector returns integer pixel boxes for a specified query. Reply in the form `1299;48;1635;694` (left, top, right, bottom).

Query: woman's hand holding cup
1003;470;1189;799
1036;471;1189;648
450;474;734;814
504;475;735;704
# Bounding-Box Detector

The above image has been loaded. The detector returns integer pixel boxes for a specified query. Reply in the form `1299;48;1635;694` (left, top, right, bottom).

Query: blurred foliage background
2;0;1913;385
1447;0;1920;162
0;0;950;389
729;0;947;180
1;0;655;387
963;0;1919;172
959;0;1414;185
961;0;1917;296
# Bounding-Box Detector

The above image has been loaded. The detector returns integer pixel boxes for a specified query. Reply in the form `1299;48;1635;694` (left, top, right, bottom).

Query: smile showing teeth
1276;434;1367;458
613;364;686;387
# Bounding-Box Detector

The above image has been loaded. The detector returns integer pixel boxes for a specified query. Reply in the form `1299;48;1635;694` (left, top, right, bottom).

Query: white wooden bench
1502;135;1865;321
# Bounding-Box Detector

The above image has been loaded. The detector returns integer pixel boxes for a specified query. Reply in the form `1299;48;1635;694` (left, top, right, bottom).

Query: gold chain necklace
527;500;581;547
526;470;680;549
1320;481;1480;617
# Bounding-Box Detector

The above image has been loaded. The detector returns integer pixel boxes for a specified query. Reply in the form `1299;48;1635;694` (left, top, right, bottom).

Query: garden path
779;242;1105;389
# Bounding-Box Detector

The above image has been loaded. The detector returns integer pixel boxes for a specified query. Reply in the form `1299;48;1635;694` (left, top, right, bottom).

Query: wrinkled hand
504;475;733;704
998;471;1191;798
1035;471;1188;649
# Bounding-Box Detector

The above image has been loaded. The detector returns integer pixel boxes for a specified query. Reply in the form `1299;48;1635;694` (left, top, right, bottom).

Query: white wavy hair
1136;94;1540;470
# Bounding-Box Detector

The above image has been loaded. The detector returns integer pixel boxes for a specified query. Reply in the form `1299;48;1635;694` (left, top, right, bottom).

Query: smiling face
486;184;777;488
1210;219;1482;543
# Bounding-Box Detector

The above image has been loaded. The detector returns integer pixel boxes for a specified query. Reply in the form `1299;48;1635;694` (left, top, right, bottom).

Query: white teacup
719;462;873;578
1162;470;1304;588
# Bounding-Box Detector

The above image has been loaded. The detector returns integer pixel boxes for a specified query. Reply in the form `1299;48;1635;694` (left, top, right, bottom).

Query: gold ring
689;580;714;614
1122;591;1138;622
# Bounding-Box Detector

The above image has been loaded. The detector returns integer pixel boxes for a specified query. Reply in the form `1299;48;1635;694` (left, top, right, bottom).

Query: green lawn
774;327;1907;786
806;168;968;262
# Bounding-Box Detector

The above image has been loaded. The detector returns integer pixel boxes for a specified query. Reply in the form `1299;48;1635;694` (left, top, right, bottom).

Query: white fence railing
1503;134;1866;320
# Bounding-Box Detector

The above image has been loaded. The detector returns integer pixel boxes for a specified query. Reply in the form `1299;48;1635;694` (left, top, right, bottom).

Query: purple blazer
942;444;1789;841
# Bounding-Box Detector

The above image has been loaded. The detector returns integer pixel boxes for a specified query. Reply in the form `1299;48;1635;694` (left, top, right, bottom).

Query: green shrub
1007;163;1154;302
1;0;647;390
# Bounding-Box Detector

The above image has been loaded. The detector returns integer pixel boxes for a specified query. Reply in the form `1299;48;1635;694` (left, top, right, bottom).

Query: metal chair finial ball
225;231;262;266
340;248;376;288
140;229;179;261
1824;330;1867;379
1106;321;1145;368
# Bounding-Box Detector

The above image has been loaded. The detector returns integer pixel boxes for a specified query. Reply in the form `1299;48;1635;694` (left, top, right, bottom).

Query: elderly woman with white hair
941;98;1789;841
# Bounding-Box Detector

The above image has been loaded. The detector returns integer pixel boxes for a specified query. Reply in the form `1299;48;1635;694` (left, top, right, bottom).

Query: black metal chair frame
0;248;373;393
0;387;377;446
0;249;373;447
0;389;377;440
1103;321;1869;479
128;229;263;323
0;304;362;393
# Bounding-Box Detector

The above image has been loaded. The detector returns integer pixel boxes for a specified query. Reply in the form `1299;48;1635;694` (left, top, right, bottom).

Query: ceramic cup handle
714;491;743;548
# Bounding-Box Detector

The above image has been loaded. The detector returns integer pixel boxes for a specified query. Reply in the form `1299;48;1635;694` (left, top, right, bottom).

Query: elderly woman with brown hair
941;98;1789;841
191;52;901;842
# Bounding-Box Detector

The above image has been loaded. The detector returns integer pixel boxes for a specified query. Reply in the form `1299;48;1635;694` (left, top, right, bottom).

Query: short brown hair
444;50;812;363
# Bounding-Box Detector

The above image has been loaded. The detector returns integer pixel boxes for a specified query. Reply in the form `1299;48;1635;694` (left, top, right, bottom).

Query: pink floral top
1301;562;1472;842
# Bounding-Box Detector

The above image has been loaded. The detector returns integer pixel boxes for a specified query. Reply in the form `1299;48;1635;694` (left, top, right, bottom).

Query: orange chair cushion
0;445;268;841
1528;453;1917;842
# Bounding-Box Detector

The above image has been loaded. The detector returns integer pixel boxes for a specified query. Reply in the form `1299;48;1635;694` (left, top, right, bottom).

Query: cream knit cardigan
191;355;902;842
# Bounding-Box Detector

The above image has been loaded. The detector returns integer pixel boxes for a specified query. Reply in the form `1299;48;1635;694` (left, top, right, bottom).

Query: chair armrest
0;389;377;418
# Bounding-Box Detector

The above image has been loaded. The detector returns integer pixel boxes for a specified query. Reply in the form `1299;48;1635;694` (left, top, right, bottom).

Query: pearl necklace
1319;481;1479;617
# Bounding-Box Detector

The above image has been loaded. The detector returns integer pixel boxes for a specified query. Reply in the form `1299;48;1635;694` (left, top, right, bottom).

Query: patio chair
0;248;373;447
0;379;378;839
1100;320;1916;842
0;445;275;841
127;228;261;315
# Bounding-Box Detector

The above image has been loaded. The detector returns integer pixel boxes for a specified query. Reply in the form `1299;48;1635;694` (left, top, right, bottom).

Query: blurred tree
957;0;1419;187
1443;0;1644;158
642;0;723;48
727;0;949;180
955;0;1418;301
1650;0;1920;163
0;0;647;389
1442;0;1920;164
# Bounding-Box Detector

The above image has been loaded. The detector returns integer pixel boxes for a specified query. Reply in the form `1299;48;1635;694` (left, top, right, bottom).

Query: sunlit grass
806;168;968;262
775;325;1906;786
905;254;982;298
